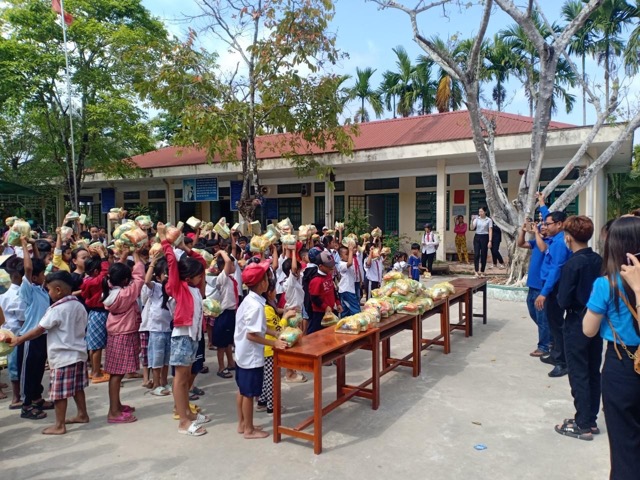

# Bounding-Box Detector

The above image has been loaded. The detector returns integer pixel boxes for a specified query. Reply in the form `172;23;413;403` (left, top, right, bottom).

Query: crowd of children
0;215;403;438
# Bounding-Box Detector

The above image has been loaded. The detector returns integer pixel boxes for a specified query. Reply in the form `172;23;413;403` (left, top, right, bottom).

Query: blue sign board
182;177;218;202
266;198;278;220
101;188;115;213
230;180;243;212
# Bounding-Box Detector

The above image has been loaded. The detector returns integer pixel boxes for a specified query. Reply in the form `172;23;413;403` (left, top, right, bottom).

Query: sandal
178;421;207;436
188;393;200;401
194;413;211;426
150;386;170;396
555;420;593;441
190;386;205;396
33;399;55;411
217;368;233;379
122;404;136;413
285;372;307;383
200;366;209;374
21;406;47;420
9;402;23;410
108;412;137;424
562;418;600;434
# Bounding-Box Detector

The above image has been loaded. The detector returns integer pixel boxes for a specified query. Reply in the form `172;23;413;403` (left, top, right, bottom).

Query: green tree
383;46;416;117
347;67;383;123
483;35;522;112
0;0;170;210
431;36;466;113
590;0;635;109
143;0;353;222
562;0;598;125
378;70;400;117
414;55;437;115
623;0;640;73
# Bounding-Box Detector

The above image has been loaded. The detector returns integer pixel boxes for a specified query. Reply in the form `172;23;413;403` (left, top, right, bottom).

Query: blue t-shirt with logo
587;275;640;346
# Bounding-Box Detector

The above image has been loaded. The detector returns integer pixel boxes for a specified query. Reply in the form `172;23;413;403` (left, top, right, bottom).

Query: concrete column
324;179;334;229
436;159;446;262
165;181;175;225
56;192;66;226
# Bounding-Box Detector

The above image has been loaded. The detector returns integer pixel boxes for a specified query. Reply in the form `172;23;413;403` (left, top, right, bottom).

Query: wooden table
361;312;421;378
447;287;473;337
273;327;380;455
419;297;451;353
450;277;488;327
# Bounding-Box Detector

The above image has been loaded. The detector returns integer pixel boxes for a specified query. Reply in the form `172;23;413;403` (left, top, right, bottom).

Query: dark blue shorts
235;365;264;398
191;336;206;374
213;309;236;348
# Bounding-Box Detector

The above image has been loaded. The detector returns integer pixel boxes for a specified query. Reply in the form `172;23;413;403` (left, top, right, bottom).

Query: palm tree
483;35;523;112
382;46;416;117
590;0;635;109
428;36;467;112
347;67;383;123
413;55;437;115
562;0;598;125
500;10;576;116
378;70;400;118
623;0;640;74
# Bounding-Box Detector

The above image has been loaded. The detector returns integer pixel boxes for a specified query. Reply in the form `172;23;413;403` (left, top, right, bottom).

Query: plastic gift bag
278;327;302;347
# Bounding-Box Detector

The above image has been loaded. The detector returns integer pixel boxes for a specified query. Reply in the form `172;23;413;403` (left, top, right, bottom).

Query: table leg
273;357;282;443
482;286;488;324
313;358;323;455
336;355;346;399
412;315;421;376
467;290;474;337
381;337;390;369
442;303;451;354
371;330;380;410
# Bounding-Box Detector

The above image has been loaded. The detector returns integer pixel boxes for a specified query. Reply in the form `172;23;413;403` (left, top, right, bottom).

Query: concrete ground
0;280;610;480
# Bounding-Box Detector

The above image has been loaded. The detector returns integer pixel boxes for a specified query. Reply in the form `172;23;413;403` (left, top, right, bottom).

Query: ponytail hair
101;262;133;302
179;256;204;281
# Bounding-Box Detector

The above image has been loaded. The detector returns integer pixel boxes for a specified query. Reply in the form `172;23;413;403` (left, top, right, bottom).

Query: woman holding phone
471;207;492;278
583;216;640;479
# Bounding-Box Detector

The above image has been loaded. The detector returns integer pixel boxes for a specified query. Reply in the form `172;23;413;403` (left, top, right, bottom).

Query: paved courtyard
0;281;610;480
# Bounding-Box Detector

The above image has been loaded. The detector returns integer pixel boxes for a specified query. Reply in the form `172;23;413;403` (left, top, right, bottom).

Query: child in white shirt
338;245;361;317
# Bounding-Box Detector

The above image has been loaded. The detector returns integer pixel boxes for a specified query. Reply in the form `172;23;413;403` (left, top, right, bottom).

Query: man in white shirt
420;223;439;273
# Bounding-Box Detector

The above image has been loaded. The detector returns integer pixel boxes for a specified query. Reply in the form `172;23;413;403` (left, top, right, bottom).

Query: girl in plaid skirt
102;250;146;424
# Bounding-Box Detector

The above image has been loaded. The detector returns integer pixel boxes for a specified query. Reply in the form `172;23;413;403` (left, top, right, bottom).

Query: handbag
608;292;640;375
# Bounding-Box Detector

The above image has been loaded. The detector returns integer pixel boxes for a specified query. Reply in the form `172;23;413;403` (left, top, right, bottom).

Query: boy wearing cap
307;251;342;334
12;271;89;435
234;260;288;439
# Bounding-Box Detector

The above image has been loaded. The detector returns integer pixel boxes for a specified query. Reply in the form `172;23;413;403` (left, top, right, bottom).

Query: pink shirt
454;223;468;236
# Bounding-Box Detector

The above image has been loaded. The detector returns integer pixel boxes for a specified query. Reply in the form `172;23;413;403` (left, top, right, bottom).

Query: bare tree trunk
506;243;529;286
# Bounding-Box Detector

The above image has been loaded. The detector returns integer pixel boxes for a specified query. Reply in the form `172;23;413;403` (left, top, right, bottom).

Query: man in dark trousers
555;215;603;441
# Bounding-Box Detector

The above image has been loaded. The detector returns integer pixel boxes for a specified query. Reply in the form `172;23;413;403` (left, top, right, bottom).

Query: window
123;203;139;218
123;191;140;200
416;176;437;188
469;171;508;185
335;195;345;222
544;186;579;217
148;190;165;200
148;202;166;222
219;187;230;197
468;189;508;218
278;198;302;227
277;184;302;195
314;181;344;193
416;192;437;230
364;178;399;191
175;189;182;199
384;194;399;232
349;195;366;214
314;197;325;226
90;204;102;227
540;167;580;182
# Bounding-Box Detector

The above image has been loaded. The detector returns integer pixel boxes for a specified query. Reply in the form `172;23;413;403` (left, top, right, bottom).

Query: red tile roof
132;109;575;169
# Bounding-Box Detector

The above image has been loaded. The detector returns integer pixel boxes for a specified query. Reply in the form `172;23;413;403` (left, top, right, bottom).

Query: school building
77;110;633;261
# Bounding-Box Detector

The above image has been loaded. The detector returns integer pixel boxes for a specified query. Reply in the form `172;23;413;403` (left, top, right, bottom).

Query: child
338;245;361;317
307;251;342;334
234;260;288;439
364;243;384;298
279;251;306;384
392;252;410;275
213;250;237;378
102;249;145;424
408;243;422;281
12;271;89;435
143;254;173;396
52;227;72;272
0;255;25;408
158;223;210;436
70;248;90;293
17;237;51;420
80;249;110;383
257;276;297;414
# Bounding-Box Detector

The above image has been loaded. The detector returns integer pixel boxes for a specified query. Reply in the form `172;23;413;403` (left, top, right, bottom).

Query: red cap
241;260;271;287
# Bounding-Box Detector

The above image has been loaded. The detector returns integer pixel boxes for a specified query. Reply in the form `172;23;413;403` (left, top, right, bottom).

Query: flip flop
285;372;307;383
150;386;170;396
91;374;110;384
21;406;47;420
194;413;211;426
189;393;199;401
9;402;23;410
121;404;136;413
108;412;137;424
34;399;55;410
200;366;209;374
190;386;205;396
178;421;207;436
216;369;233;379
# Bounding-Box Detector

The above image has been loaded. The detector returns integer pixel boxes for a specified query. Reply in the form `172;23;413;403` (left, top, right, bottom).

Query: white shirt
354;251;364;283
140;282;172;333
393;261;408;273
338;260;356;294
233;258;243;297
170;286;203;341
205;274;221;301
39;298;88;369
364;257;384;283
0;283;25;334
473;217;493;235
216;270;238;311
421;231;439;254
283;273;304;311
275;255;287;295
234;291;266;369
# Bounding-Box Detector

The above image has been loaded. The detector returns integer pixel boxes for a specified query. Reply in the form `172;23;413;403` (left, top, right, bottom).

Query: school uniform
0;284;26;382
213;270;239;348
338;260;360;318
234;291;267;398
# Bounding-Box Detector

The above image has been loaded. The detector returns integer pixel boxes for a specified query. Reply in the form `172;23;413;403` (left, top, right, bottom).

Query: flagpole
58;0;79;211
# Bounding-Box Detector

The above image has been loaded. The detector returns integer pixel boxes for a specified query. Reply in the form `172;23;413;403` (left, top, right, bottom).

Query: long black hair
101;262;133;302
602;216;640;335
85;256;103;276
178;256;204;281
153;258;171;311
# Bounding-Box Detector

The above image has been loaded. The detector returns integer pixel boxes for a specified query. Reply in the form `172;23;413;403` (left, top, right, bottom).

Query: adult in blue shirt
584;216;640;480
534;210;571;377
517;219;551;357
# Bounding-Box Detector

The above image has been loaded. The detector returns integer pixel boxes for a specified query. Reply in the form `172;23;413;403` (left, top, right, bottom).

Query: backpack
302;265;321;316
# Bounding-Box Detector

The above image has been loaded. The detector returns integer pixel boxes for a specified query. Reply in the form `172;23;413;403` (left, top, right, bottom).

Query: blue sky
141;0;637;128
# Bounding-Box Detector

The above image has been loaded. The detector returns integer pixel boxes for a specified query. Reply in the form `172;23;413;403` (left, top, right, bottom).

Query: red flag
52;0;74;26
